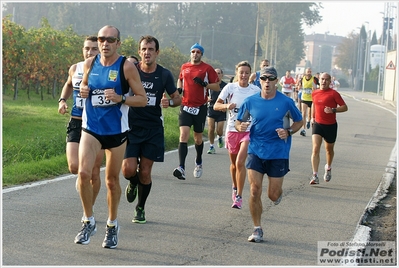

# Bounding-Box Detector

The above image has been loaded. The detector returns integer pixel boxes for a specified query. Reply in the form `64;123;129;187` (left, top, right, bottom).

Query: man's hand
193;77;208;87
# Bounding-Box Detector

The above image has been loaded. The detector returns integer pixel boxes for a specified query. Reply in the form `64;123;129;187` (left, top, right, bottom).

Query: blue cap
190;43;204;54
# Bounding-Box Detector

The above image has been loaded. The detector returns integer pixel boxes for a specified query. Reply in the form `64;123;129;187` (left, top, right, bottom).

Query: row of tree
4;2;381;97
3;2;323;74
2;17;202;100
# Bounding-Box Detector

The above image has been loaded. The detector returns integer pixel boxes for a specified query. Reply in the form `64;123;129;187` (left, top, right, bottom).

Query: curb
340;131;397;265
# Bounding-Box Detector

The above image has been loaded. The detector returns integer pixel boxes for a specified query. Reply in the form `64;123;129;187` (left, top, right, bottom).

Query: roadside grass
2;90;197;187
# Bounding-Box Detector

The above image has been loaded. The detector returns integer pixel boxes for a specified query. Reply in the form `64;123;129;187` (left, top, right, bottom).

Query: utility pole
253;3;260;70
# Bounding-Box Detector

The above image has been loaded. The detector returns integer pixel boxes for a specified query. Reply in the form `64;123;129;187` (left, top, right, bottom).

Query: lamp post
362;30;371;93
355;27;362;90
377;8;386;96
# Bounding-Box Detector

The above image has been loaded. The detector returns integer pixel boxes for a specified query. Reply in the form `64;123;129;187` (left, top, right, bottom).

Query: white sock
82;216;95;225
107;219;118;227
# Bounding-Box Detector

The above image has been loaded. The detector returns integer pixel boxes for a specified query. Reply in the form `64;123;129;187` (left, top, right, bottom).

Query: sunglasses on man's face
98;36;119;43
260;75;277;81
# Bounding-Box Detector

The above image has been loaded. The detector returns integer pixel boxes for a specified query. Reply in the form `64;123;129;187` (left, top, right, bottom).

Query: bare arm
58;64;76;114
122;60;147;107
161;90;182;108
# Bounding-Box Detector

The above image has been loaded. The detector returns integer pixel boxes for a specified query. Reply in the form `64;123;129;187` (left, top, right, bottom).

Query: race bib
146;94;156;106
304;88;312;94
183;106;200;115
76;94;84;109
91;89;117;107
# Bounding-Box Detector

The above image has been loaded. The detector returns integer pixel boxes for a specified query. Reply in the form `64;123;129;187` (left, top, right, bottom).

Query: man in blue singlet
122;35;181;224
75;25;147;249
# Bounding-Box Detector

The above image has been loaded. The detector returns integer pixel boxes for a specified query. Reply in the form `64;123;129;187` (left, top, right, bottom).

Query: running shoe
232;195;243;209
173;166;186;180
207;147;216;154
306;120;310;129
248;227;264;243
300;129;306;137
102;224;119;249
232;187;237;202
74;221;97;245
324;164;332;182
273;194;282;205
309;175;319;185
125;182;138;203
193;164;203;178
218;137;224;148
133;207;146;224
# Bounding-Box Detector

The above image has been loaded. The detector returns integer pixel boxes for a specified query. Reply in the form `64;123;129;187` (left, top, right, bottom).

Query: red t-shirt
312;88;346;125
179;61;219;107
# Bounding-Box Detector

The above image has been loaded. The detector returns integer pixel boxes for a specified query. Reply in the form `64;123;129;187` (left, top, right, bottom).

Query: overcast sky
303;1;396;37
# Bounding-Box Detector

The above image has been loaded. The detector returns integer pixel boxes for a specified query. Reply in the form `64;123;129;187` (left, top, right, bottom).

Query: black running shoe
125;182;138;203
102;225;119;249
133;207;146;224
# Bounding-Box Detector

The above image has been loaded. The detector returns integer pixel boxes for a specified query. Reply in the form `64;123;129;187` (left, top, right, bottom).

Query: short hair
235;61;251;72
138;35;159;51
215;68;223;74
85;35;97;42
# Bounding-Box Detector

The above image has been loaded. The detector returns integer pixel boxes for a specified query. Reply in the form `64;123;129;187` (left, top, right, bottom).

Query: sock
195;141;204;164
137;181;152;210
127;172;140;185
313;172;318;176
254;226;261;229
178;142;188;169
83;216;95;225
107;219;117;227
210;144;214;148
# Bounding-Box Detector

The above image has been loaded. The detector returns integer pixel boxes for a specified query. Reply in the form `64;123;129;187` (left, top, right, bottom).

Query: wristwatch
58;97;66;103
332;108;337;113
287;128;293;136
120;95;126;104
169;99;174;106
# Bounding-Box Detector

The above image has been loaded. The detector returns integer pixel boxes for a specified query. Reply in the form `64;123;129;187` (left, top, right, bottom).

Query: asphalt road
2;92;397;266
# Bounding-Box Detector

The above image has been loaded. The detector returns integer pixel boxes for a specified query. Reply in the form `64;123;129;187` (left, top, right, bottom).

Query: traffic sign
386;60;396;70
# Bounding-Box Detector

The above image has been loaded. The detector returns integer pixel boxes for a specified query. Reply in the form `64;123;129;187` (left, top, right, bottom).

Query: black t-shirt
128;63;177;128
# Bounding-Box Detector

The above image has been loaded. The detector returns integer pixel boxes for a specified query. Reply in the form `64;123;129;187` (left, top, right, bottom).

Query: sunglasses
260;75;277;81
98;36;119;43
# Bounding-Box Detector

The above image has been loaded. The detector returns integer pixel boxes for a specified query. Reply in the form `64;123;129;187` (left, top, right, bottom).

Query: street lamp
355;27;362;90
362;30;371;93
377;9;386;96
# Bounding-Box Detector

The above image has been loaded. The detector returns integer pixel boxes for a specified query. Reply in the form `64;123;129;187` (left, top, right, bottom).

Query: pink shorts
226;131;250;154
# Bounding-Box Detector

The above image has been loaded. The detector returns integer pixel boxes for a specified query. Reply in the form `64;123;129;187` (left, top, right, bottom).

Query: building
296;33;345;76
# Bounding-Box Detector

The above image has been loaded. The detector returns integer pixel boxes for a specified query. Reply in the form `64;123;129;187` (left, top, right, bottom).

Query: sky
303;1;397;38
